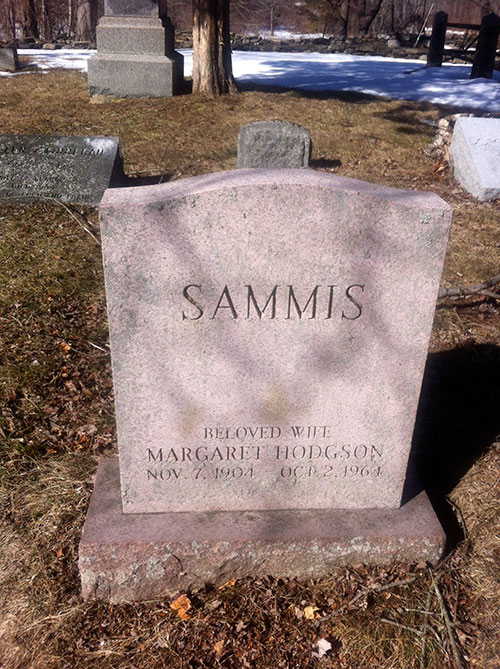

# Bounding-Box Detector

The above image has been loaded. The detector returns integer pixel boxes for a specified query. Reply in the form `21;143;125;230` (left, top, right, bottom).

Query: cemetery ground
0;70;499;668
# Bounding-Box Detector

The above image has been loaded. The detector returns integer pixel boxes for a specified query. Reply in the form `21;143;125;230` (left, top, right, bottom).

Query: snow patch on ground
0;48;90;76
4;47;500;112
250;29;326;40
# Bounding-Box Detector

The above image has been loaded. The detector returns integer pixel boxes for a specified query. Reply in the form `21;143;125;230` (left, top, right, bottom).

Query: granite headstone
98;169;450;514
104;0;158;16
237;121;311;169
88;0;183;98
0;135;123;206
79;168;451;601
450;116;500;201
0;46;19;72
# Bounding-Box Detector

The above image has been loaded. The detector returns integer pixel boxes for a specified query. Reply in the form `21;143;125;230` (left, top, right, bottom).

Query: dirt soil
0;70;499;668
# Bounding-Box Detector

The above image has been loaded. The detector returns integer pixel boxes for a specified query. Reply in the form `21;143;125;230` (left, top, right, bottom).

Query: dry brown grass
0;69;499;668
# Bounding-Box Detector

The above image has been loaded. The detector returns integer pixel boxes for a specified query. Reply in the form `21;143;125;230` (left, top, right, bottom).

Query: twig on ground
381;618;425;635
477;289;500;300
419;588;434;669
2;196;101;245
447;500;469;543
48;198;101;245
438;273;500;300
88;341;109;353
348;576;418;606
432;573;464;669
318;576;419;622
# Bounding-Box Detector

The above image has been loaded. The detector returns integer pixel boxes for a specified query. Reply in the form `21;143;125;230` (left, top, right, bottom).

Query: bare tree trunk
349;0;360;37
40;0;47;41
358;0;384;36
339;0;349;39
75;0;97;41
192;0;237;97
68;0;73;39
8;0;16;41
25;0;40;39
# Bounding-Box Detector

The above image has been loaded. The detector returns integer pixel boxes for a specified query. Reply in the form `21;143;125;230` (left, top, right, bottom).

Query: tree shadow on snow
236;55;500;114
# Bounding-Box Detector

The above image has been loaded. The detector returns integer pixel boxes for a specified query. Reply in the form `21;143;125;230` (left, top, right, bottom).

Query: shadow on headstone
78;169;453;601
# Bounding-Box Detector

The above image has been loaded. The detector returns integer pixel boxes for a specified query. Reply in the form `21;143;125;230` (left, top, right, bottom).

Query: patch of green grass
0;202;112;461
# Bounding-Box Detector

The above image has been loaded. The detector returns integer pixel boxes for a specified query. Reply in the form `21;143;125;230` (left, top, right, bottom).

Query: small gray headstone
0;135;123;206
0;47;19;72
450;117;500;201
237;121;311;169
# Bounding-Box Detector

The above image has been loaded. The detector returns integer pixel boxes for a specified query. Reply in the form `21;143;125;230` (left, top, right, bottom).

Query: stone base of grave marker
79;459;445;602
88;15;183;98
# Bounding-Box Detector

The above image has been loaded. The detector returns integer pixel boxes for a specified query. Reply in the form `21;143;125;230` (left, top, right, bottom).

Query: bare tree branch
438;273;500;300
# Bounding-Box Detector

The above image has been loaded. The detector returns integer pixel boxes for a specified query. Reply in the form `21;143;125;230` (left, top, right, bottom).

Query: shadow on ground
310;157;342;169
238;81;383;104
237;80;498;117
121;174;172;187
409;342;500;550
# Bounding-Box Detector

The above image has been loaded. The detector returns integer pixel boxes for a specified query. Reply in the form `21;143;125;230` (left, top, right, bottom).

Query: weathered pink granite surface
79;459;445;602
99;169;452;513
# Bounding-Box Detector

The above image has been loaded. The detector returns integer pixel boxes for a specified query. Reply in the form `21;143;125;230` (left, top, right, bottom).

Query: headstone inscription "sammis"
0;135;122;206
100;169;452;515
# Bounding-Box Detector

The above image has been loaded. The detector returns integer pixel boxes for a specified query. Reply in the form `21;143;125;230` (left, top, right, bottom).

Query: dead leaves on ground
170;593;192;621
157;563;477;667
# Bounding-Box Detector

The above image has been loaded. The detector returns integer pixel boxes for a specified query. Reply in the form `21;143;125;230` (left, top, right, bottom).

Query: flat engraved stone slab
100;169;451;513
0;135;123;206
79;459;446;602
450;117;500;201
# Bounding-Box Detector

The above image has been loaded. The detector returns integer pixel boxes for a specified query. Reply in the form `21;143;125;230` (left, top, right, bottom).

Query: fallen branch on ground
381;618;425;635
4;196;101;245
432;573;464;669
318;576;418;622
48;198;101;246
348;576;418;606
438;274;500;300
